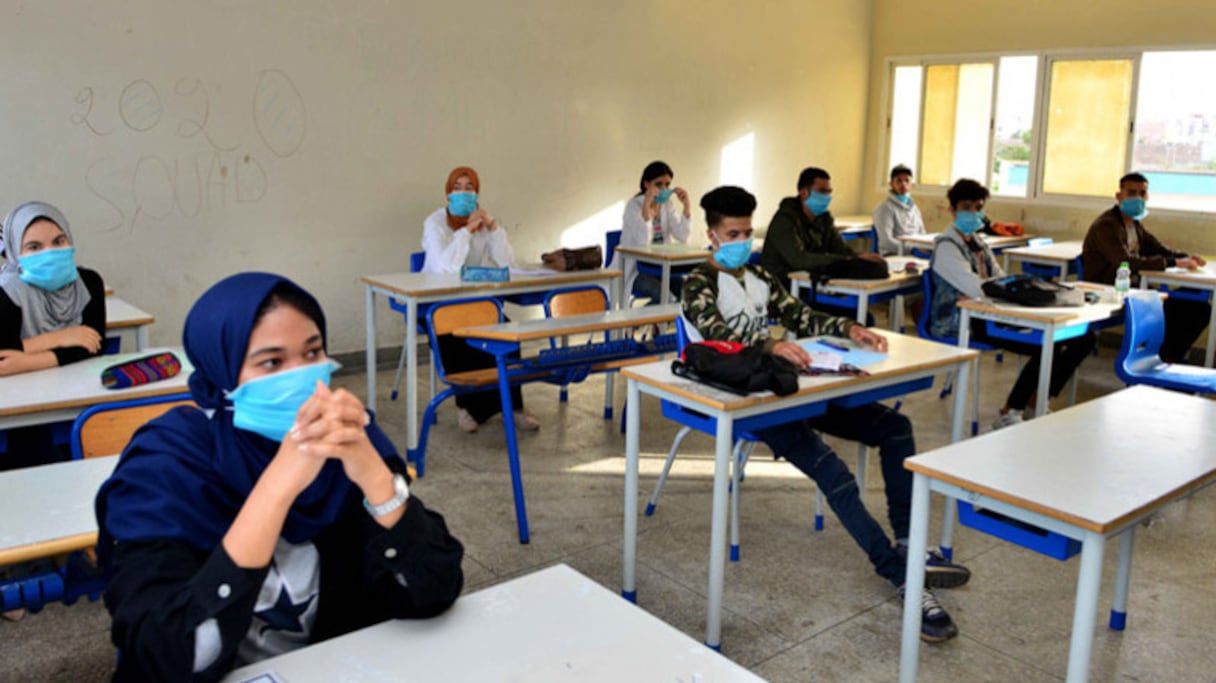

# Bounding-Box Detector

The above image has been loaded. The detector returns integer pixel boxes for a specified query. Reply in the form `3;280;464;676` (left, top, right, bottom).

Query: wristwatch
363;474;410;518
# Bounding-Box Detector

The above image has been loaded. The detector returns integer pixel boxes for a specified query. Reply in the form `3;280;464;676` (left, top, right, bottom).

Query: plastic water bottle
1115;261;1131;303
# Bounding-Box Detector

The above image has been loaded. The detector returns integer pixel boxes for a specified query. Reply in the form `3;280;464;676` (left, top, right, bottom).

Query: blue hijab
96;272;399;566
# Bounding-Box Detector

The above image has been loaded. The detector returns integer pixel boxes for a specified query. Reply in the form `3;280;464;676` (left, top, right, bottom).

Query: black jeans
434;333;524;424
753;403;914;586
1162;296;1212;364
970;320;1096;411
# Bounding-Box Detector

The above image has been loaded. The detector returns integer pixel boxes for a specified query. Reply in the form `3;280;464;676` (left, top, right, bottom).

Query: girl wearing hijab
96;272;464;682
611;161;692;303
419;166;539;433
0;201;106;377
420;166;515;274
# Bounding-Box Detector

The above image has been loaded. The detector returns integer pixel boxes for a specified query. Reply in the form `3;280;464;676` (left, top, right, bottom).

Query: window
885;48;1216;215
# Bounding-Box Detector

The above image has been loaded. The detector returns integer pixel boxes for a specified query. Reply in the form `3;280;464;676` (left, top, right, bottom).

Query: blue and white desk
788;256;928;328
1003;240;1084;280
614;243;708;304
104;296;154;351
360;269;623;457
451;305;680;544
900;386;1216;683
0;455;115;566
1139;264;1216;367
620;332;977;649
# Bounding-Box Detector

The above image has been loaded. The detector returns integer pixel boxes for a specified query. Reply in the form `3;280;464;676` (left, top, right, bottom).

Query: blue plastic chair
389;252;437;408
1115;294;1216;393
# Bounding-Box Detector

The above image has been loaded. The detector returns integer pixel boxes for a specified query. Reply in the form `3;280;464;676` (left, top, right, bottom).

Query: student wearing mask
0;201;106;377
873;165;926;256
929;179;1095;428
760;166;886;289
612;160;692;303
683;185;970;644
1082;172;1210;363
97;273;464;682
420;166;538;433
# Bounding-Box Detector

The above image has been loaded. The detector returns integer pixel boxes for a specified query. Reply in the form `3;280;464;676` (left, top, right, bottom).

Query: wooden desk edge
0;532;98;566
0;384;190;418
107;316;156;329
957;299;1080;323
454;311;679;341
361;271;622;298
623;351;976;413
614;247;709;261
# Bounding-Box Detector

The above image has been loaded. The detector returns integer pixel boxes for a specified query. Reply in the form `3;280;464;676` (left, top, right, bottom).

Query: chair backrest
71;393;196;460
544;286;608;318
410;251;426;273
605;230;622;268
1117;293;1167;379
865;225;879;254
916;269;936;341
425;298;504;380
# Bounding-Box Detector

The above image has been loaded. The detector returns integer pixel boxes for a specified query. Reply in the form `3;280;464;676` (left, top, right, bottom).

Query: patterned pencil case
101;352;183;389
460;265;510;282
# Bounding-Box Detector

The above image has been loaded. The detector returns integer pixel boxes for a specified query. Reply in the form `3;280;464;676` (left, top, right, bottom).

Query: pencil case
101;352;183;389
460;265;510;282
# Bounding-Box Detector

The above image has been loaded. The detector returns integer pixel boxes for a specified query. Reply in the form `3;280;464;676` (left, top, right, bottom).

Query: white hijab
0;201;91;339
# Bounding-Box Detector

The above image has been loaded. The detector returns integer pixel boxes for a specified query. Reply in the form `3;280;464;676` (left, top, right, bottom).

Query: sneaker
456;408;479;433
513;410;540;431
896;545;972;589
992;410;1024;430
900;586;959;643
1022;406;1052;420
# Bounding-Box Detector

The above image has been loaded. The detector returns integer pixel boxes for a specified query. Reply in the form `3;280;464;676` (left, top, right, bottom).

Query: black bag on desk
981;274;1084;307
815;257;890;281
671;341;799;396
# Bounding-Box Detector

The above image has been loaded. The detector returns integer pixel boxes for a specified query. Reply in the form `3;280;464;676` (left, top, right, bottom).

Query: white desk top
907;386;1216;533
1002;240;1084;262
105;296;155;330
0;455;116;564
224;563;764;683
789;257;928;291
958;282;1122;325
622;331;975;412
898;232;1033;249
1140;264;1216;286
0;347;192;418
361;269;621;298
835;214;873;230
454;304;680;342
615;243;710;262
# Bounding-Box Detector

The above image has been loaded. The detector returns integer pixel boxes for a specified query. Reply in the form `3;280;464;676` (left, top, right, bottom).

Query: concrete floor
4;323;1216;682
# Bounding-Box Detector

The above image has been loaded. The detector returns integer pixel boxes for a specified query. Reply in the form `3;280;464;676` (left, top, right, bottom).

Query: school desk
0;455;115;566
620;331;977;649
0;347;192;431
899;386;1216;683
224;563;764;683
788;256;929;329
450;304;680;544
897;232;1034;263
360;269;623;456
956;284;1124;418
614;243;708;304
1139;263;1216;367
1002;240;1084;280
104;296;154;351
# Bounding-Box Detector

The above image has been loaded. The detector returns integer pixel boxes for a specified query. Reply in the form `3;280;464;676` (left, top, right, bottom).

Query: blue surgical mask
713;238;754;270
226;360;339;442
18;247;78;291
447;191;478;217
895;193;912;206
804;192;832;216
954;211;984;236
654;188;675;204
1120;197;1148;221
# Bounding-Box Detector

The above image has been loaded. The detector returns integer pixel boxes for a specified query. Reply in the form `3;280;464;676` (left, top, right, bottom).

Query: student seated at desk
929;179;1095;429
611;160;693;303
872;164;926;256
420;165;539;433
684;186;970;644
1082;172;1210;363
96;273;464;682
0;201;106;377
760;166;886;291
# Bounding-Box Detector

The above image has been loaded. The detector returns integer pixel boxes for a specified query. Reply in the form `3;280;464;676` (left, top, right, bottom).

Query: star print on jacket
238;538;321;663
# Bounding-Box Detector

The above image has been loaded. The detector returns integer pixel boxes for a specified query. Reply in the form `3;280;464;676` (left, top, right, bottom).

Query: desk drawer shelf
957;501;1080;561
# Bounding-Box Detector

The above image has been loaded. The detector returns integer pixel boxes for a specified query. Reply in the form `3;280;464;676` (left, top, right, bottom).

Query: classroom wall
860;0;1216;257
0;1;873;354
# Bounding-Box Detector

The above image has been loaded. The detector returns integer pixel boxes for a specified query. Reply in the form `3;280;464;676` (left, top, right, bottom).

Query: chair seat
1122;361;1216;393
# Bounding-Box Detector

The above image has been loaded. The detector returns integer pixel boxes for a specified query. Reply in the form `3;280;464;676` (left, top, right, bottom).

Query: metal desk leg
136;326;149;351
1205;293;1216;367
705;412;734;651
661;261;672;304
856;294;869;325
898;473;931;683
1035;327;1054;418
622;379;641;603
940;357;970;559
365;285;378;413
405;297;418;452
495;352;529;544
1110;528;1135;630
1066;531;1106;683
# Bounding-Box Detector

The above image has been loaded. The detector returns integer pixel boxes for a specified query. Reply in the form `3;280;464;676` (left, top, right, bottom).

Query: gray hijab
0;201;91;339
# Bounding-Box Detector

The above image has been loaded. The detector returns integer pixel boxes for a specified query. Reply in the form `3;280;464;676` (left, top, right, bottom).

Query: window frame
879;45;1216;220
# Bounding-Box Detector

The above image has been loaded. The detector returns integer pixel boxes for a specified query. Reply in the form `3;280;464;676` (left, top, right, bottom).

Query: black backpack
981;274;1084;307
672;341;799;396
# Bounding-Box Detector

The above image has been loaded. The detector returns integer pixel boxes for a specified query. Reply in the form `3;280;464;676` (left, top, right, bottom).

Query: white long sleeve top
420;208;515;274
611;194;692;294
